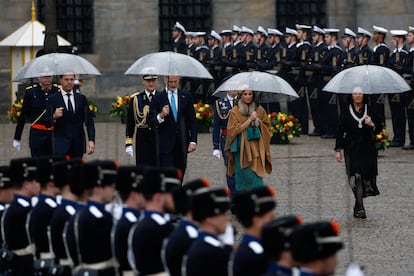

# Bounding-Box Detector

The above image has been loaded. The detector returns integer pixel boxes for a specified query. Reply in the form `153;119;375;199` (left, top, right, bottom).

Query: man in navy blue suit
148;75;197;177
49;74;95;158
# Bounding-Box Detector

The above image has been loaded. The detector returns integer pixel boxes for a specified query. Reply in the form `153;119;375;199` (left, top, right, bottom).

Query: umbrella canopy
322;65;411;94
124;51;213;79
212;71;298;102
13;53;101;82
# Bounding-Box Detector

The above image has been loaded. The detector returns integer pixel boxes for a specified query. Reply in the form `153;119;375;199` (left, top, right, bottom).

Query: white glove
213;149;221;159
13;139;21;151
218;222;235;246
125;145;134;157
345;263;364;276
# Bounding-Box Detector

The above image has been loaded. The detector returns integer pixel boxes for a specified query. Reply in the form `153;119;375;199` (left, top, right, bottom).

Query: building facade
0;0;413;116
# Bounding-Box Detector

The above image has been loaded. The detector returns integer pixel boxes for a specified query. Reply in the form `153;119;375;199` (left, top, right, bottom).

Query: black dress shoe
309;131;322;136
321;134;336;139
402;144;414;150
390;141;403;147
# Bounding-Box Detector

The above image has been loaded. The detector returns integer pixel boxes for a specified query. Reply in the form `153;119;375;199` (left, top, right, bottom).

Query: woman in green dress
225;90;272;191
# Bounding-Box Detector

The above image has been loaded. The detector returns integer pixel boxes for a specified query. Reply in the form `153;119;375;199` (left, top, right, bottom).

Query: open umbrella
322;65;411;94
124;51;213;79
212;71;298;102
13;53;101;82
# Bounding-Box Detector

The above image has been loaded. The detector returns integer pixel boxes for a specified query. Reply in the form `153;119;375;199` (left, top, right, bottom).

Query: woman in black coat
335;86;382;219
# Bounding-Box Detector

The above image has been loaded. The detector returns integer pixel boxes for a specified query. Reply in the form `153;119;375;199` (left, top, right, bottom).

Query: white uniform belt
80;258;115;270
122;271;135;276
40;252;54;260
59;258;72;266
12;244;33;256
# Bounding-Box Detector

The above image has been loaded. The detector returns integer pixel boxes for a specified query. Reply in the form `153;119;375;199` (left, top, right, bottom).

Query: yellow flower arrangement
88;99;98;117
8;98;24;123
110;95;130;118
193;100;214;127
374;127;391;151
268;111;302;143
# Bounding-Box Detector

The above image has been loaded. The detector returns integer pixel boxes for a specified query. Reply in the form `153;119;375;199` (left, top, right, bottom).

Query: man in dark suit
148;75;197;177
49;74;95;158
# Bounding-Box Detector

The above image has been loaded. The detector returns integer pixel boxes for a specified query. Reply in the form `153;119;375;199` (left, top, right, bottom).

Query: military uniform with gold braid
13;83;59;157
125;75;158;166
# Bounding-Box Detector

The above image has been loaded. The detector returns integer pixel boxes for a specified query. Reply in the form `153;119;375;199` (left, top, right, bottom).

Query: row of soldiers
0;156;349;276
171;22;414;146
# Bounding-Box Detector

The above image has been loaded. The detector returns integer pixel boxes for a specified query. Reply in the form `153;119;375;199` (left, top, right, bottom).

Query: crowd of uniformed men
0;156;346;276
172;22;414;148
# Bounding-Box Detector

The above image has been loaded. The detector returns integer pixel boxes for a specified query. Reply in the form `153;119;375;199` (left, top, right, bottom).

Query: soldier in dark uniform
129;167;181;275
48;158;85;276
171;21;187;54
241;26;258;71
0;166;14;244
290;221;344;276
206;30;223;86
163;178;210;276
255;26;270;70
73;160;119;275
338;28;358;112
185;187;233;276
388;30;409;148
256;28;284;114
231;186;276;276
3;157;40;276
402;26;414;150
262;215;303;276
125;75;158;165
356;27;374;65
307;26;328;136
212;90;238;195
223;25;244;75
371;25;390;128
318;28;343;138
13;76;59;157
113;166;145;276
288;24;312;135
28;156;65;274
219;29;234;82
191;32;211;103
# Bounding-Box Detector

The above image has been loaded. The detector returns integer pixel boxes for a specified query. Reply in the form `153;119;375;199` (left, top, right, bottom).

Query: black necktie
66;93;74;113
148;93;153;102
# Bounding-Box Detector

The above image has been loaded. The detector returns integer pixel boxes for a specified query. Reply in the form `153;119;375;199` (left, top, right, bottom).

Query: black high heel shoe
353;208;367;219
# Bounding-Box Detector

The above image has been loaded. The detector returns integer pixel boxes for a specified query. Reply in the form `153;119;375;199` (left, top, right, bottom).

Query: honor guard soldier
212;90;237;195
3;157;40;275
241;26;258;71
255;26;270;69
257;28;284;72
125;74;158;166
192;32;211;102
262;215;303;276
318;28;343;138
28;156;66;274
112;166;145;276
219;29;234;81
340;28;358;70
48;158;85;276
288;24;312;134
171;22;187;54
224;25;244;74
388;30;409;148
231;186;277;276
356;27;373;65
371;25;390;126
338;28;358;113
0;166;13;244
73;160;119;276
307;25;328;136
290;221;344;276
129;167;181;275
206;30;223;85
185;187;233;276
13;76;59;156
163;178;210;276
402;26;414;150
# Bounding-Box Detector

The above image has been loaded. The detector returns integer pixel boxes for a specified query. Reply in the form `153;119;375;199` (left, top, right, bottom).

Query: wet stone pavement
1;121;413;275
